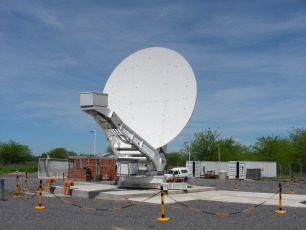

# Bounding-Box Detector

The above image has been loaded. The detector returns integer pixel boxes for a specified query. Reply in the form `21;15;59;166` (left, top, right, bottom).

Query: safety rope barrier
240;181;278;191
27;176;161;211
51;187;161;211
20;175;304;216
165;191;277;216
215;179;233;187
295;181;306;190
191;179;280;192
18;185;40;200
188;178;233;188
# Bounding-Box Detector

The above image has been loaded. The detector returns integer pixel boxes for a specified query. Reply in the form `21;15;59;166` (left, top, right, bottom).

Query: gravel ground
189;178;306;195
1;174;306;230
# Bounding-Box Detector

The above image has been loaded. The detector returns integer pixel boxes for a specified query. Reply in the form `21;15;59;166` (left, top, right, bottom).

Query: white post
184;141;191;161
218;144;220;162
188;142;191;161
218;144;220;171
90;130;96;157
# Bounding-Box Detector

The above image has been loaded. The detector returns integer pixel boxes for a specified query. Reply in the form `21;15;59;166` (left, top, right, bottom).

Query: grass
0;162;38;174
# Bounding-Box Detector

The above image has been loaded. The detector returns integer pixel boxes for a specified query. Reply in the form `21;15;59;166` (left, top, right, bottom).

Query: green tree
166;151;188;168
216;137;246;161
289;127;306;165
251;135;292;165
252;135;279;161
0;140;33;163
182;128;249;162
105;145;113;153
191;128;222;161
43;148;77;159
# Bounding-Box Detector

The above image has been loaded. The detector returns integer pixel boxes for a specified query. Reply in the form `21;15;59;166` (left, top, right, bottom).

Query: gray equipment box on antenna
80;92;108;107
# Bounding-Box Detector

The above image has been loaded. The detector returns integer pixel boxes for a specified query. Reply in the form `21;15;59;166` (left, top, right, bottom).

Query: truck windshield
166;170;174;174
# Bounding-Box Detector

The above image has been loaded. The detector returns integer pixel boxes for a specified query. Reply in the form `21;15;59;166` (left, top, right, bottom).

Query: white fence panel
38;158;68;178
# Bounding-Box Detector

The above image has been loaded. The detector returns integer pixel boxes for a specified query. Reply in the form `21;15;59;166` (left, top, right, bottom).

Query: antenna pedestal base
118;175;167;189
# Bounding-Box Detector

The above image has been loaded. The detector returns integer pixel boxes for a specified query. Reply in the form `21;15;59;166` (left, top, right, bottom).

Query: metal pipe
65;181;74;195
184;141;191;161
45;178;57;192
90;130;96;157
218;144;220;162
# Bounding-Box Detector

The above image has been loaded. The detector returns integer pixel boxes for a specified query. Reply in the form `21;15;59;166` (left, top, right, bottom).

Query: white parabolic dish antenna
103;47;197;148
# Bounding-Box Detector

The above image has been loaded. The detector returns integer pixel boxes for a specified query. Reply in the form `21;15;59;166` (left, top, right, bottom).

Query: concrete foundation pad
51;182;214;200
49;182;306;208
128;190;306;208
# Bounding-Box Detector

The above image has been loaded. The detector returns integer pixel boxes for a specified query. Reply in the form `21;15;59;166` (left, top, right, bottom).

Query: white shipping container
228;161;245;179
201;161;228;175
244;161;277;178
186;161;201;178
188;161;277;179
194;161;201;178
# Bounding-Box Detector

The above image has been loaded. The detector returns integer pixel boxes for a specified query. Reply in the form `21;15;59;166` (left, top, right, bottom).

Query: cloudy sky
1;0;305;156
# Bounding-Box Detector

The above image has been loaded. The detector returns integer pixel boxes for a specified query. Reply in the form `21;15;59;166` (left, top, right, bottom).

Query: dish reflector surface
103;47;197;148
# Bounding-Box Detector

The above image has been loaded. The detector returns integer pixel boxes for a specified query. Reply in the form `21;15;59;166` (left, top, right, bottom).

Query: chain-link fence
277;163;306;179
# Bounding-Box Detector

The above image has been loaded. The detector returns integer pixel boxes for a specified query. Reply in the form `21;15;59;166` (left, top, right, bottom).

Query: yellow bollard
23;173;29;191
289;176;295;194
13;175;21;198
233;177;239;191
35;180;46;210
275;182;287;214
157;186;170;222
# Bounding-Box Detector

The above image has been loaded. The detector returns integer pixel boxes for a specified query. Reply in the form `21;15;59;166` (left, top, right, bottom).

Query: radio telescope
80;47;197;188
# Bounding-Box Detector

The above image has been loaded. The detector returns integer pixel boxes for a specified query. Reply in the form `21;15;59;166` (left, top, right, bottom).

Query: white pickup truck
164;167;191;182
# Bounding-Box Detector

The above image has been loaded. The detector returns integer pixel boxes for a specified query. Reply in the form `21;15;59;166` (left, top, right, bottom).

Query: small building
186;161;277;179
68;155;117;181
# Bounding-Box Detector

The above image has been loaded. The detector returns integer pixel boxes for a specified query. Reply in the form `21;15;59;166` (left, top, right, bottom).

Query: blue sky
0;0;305;156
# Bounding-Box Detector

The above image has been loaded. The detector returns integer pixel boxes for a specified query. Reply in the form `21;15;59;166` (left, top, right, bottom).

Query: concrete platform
128;190;306;208
51;182;215;200
48;182;306;208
